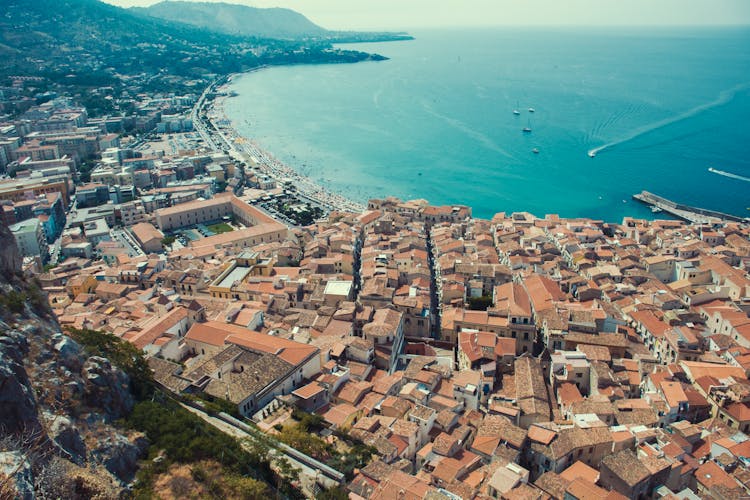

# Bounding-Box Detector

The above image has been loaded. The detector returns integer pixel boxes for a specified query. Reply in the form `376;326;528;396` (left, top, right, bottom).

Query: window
576;373;583;378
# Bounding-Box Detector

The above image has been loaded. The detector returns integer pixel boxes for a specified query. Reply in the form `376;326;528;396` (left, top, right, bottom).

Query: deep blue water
225;27;750;221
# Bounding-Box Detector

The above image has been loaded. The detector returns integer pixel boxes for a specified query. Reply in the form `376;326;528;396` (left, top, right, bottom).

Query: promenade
194;77;365;214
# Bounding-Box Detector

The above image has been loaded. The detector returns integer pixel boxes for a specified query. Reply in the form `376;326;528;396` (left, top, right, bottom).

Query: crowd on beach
209;84;367;214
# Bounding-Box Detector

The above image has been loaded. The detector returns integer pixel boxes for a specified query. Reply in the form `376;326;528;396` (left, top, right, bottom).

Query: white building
9;218;48;262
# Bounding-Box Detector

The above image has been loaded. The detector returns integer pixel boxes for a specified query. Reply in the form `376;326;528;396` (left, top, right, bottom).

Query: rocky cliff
0;224;146;499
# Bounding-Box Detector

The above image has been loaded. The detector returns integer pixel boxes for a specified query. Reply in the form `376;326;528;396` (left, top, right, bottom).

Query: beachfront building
9;217;48;262
154;192;277;232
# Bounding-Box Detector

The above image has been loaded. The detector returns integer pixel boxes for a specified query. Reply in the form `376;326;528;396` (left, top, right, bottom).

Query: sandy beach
205;75;366;215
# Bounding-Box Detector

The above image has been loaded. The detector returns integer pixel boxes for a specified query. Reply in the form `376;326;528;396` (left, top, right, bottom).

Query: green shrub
0;291;26;314
65;327;154;400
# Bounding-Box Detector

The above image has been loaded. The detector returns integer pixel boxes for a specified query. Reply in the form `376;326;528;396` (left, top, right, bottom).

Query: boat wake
708;167;750;183
587;81;750;157
421;100;517;160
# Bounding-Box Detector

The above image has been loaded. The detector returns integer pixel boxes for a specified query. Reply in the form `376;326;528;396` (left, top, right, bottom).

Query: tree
316;486;349;500
274;457;300;496
468;295;493;311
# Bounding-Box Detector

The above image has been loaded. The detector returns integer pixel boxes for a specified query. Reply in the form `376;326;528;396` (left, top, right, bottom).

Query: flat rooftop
324;280;353;297
216;266;252;289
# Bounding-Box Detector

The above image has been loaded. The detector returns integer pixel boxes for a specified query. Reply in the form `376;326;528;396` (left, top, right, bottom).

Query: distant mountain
0;0;384;95
135;1;327;39
134;0;414;43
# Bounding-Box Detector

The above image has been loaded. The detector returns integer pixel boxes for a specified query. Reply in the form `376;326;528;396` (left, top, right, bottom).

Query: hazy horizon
103;0;750;31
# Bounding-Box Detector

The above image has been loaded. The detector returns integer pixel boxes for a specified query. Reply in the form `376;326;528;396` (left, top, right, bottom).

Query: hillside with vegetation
135;1;327;39
0;0;386;97
136;0;414;43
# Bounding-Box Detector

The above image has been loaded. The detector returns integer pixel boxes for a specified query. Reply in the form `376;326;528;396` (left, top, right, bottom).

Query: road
189;79;365;216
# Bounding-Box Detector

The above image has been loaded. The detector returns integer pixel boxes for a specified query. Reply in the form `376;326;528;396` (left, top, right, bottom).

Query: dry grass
151;460;268;500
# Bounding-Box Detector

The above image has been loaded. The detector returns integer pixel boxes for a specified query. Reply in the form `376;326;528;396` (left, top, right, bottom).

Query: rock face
0;232;146;495
46;413;86;465
91;433;149;483
0;327;42;436
82;356;135;421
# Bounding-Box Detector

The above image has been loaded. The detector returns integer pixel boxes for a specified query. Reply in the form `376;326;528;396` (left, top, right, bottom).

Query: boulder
52;333;83;371
90;433;146;484
82;356;134;421
46;413;86;465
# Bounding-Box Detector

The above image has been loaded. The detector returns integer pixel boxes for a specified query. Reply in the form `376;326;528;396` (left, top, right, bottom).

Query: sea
224;27;750;221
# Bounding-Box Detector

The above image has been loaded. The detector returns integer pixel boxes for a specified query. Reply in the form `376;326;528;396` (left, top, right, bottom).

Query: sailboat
522;118;532;133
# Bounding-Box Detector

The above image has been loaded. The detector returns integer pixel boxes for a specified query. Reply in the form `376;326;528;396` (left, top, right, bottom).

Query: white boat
651;206;663;213
522;127;532;133
588;150;596;158
513;109;521;115
532;148;539;154
528;108;535;113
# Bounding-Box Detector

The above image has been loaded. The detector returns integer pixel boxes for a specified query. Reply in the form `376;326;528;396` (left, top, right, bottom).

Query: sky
104;0;750;31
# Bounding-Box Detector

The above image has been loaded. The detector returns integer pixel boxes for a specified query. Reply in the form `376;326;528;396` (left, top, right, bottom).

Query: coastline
206;71;366;214
196;29;750;224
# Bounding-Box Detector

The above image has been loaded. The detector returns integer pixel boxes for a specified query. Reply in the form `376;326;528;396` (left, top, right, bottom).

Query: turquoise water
224;27;750;221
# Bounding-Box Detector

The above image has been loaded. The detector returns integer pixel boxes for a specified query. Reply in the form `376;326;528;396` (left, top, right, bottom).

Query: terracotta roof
659;380;688;409
695;460;740;491
681;361;746;382
565;478;608;500
185;320;318;367
130;222;163;244
557;382;584;405
292;381;326;399
727;402;750;422
323;403;359;427
129;306;188;349
524;274;566;312
601;450;650;487
560;461;599;484
527;425;557;445
629;309;670;337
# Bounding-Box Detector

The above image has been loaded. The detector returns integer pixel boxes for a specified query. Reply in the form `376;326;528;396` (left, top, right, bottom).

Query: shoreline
201;68;747;225
207;71;367;214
